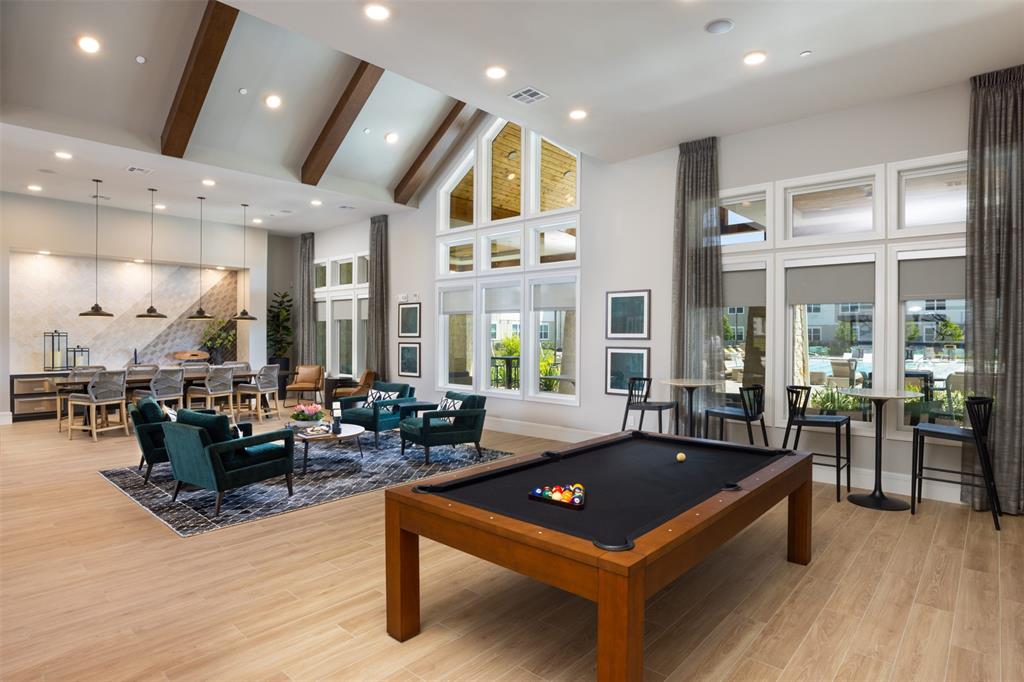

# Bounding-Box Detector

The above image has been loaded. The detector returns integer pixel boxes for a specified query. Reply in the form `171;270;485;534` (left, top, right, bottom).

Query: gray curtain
965;64;1023;514
670;137;724;436
367;214;390;380
295;232;316;366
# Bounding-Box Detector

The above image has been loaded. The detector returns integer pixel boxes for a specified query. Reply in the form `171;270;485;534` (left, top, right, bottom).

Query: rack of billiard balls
529;483;585;509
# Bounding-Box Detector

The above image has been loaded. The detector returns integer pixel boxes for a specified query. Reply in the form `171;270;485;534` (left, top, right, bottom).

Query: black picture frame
605;347;650;395
398;302;421;338
606;290;651;340
398;342;421;378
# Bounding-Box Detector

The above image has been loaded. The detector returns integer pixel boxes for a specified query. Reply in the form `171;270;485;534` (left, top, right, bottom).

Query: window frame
436;234;477;280
886;151;968;239
436;150;477;236
481;118;526;228
526;214;580;271
435;282;478;393
478;277;526;400
722;255;774;412
529;132;581;218
478;224;525;274
525;270;581;406
720;183;774;252
775;165;886;248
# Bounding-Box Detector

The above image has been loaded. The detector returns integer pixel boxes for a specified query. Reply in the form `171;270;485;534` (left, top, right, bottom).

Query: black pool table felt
419;434;789;550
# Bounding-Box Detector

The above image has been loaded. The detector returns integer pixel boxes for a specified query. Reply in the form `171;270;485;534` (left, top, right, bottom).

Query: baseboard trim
0;411;12;426
486;417;964;506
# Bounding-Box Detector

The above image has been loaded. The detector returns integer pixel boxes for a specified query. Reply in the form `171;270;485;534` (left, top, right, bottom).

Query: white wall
313;83;972;501
1;192;271;421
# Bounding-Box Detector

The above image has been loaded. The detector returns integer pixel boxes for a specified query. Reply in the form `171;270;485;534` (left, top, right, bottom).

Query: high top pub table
837;387;922;511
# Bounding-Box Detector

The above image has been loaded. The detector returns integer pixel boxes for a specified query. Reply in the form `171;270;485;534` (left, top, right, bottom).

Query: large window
449;166;474;229
899;256;967;427
890;155;968;236
531;279;577;398
314;262;327;289
314;300;327;367
483;283;521;393
787;262;875;422
538;138;577;213
332;299;353;376
531;218;578;266
440;288;474;387
722;269;767;401
356;297;369;375
721;193;767;246
333;259;353;286
490;122;522;221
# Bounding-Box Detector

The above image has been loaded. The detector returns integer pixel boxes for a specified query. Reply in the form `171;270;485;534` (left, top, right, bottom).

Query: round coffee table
294;423;366;475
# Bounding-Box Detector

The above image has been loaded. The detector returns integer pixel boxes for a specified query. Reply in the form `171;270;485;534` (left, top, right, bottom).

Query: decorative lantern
43;330;69;371
67;345;91;368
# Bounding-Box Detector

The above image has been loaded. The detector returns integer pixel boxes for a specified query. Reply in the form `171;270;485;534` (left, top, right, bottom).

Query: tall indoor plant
200;318;237;365
267;291;294;391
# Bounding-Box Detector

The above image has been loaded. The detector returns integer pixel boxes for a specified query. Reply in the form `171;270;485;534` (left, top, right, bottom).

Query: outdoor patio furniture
826;359;864;388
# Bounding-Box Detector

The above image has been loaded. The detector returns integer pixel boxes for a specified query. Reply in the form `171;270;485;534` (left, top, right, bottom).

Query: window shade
899;257;965;300
786;262;874;305
532;281;576;311
723;270;766;307
441;288;474;315
315;301;327;321
484;285;521;314
331;299;353;320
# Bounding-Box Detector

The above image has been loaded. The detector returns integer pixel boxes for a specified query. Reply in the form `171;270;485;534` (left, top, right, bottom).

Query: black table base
848;396;909;512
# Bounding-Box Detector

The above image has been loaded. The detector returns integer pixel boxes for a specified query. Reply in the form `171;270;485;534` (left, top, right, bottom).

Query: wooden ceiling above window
449;167;474;227
539;139;576;212
490;122;522;220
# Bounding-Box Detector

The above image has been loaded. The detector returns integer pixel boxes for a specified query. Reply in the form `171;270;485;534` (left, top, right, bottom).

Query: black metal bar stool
704;384;769;446
912;396;1001;530
621;377;677;434
783;385;851;502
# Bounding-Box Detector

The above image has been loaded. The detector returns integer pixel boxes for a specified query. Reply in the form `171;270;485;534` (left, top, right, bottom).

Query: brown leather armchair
285;364;324;406
333;369;376;401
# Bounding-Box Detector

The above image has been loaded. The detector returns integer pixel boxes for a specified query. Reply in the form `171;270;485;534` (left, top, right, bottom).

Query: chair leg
273;393;281;419
56;396;63;432
637;411;645;432
90;405;98;442
719;416;725;441
760;418;769;447
658;410;663;434
68;402;74;440
285;473;294;496
917;435;925;503
256;395;264;423
214;492;224;517
424;445;431;465
122;401;129;435
782;419;792;448
621;405;629;431
138;455;145;470
846;421;852;491
401;438;406;455
835;426;842;503
475;442;483;459
703;411;709;438
172;480;183;502
793;425;803;450
745;418;755;445
911;429;919;515
975;441;1002;531
144;463;153;484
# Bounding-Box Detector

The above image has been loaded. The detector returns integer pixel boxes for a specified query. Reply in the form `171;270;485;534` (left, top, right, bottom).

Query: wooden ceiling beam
161;0;238;158
393;99;468;205
301;60;385;186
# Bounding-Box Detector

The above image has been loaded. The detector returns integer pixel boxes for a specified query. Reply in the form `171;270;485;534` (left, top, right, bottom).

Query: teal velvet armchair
399;391;487;464
161;409;294;516
337;381;416;447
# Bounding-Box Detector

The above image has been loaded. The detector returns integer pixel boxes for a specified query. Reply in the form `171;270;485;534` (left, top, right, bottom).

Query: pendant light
232;203;257;321
187;196;213;320
80;179;114;317
136;188;167;319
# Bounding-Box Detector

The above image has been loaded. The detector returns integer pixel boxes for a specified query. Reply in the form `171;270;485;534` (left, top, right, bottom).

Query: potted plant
267;291;294;392
200;318;237;365
289;402;325;425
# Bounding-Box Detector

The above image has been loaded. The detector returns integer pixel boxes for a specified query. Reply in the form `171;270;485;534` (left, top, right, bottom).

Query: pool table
385;431;812;681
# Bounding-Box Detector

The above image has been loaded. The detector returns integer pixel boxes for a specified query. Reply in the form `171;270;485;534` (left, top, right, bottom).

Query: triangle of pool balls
529;483;586;509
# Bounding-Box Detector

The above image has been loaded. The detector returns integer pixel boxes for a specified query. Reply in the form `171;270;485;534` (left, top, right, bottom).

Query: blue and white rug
100;429;511;537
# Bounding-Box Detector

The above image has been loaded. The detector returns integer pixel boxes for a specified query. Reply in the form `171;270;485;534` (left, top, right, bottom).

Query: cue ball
676;452;687;462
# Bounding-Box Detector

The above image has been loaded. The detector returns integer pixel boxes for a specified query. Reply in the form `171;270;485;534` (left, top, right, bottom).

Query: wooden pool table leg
787;477;813;565
385;498;420;641
597;568;645;681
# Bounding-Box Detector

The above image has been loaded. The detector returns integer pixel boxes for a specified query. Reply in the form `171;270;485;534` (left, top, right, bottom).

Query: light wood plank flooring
1;417;1021;681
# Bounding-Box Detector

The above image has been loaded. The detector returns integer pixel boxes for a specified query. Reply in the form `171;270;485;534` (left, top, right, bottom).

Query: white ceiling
234;0;1024;162
0;123;408;233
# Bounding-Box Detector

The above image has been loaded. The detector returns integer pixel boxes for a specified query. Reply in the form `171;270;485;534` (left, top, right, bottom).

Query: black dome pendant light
80;178;114;317
137;188;167;319
232;203;257;322
187;196;213;321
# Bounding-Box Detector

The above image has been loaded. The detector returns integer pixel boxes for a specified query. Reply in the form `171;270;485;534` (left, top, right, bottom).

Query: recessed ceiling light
265;94;282;109
135;55;146;64
506;173;516;181
310;199;323;207
202;179;216;187
506;150;518;161
569;109;587;120
38;250;51;256
364;4;390;21
704;18;734;34
133;259;145;264
215;266;226;270
362;127;371;134
562;169;574;178
800;50;813;58
238;88;248;95
384;132;399;144
27;184;42;192
485;66;507;80
154;203;166;210
54;151;73;160
252;218;263;224
77;36;100;54
743;50;768;66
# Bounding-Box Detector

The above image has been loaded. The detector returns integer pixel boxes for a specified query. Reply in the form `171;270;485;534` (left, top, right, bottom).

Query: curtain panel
295;232;316;367
965;64;1023;514
670;137;724;436
367;214;390;380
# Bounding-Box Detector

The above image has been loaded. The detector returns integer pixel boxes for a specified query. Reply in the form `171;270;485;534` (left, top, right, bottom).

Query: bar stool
57;365;105;431
620;377;677;433
67;370;129;441
912;396;1001;530
236;364;281;422
132;368;185;408
186;366;236;421
783;385;851;502
704;384;769;446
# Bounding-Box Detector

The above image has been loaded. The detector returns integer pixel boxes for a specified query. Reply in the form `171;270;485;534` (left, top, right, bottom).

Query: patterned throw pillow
163;406;178;422
365;388;399;407
437;396;463;423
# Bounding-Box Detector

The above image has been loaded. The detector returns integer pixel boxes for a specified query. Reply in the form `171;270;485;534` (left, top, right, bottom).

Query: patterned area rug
99;429;512;537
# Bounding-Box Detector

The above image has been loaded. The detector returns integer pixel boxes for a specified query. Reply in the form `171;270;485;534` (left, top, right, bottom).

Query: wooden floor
1;416;1022;682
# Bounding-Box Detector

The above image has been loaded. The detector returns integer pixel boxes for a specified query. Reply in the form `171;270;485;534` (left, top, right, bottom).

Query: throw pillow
365;388;399;406
177;409;234;443
437;396;463;423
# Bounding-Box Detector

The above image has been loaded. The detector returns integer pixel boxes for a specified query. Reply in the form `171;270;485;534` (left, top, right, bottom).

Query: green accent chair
399;391;487;465
128;397;246;483
161;409;294;516
337;381;417;447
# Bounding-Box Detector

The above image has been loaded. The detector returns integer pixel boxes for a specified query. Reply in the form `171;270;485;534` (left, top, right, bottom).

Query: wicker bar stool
57;365;105;432
132;368;185;408
67;370;129;441
236;364;281;422
186;366;236;420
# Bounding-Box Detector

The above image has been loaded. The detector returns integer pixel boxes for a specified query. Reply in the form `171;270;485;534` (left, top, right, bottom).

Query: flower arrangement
290;403;325;422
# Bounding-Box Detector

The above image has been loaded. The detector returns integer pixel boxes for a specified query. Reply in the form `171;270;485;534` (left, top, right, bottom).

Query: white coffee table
294;423;365;475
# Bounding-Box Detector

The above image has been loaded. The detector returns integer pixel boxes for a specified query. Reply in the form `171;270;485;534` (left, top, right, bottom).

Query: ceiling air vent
125;165;154;175
509;87;548;105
